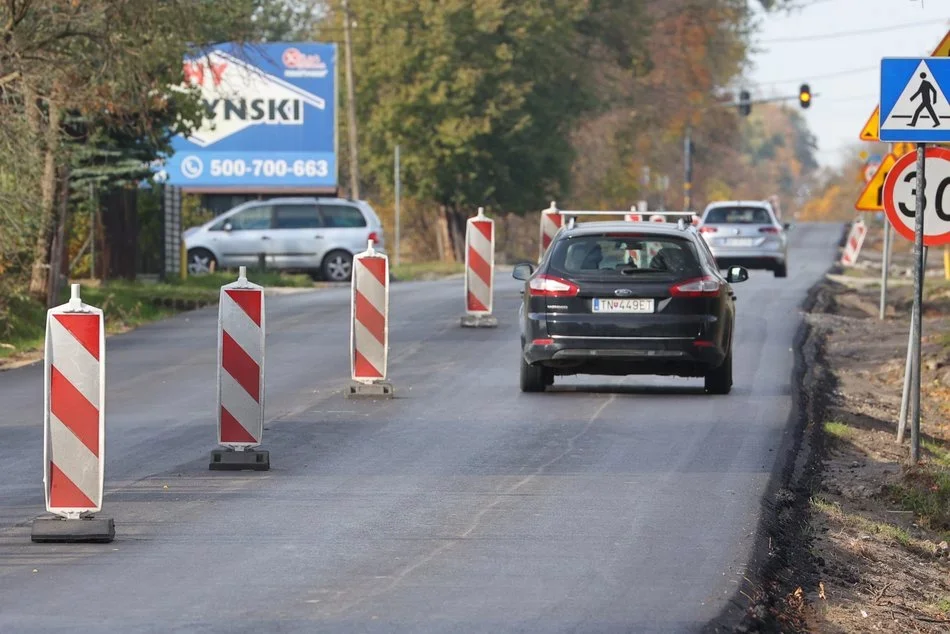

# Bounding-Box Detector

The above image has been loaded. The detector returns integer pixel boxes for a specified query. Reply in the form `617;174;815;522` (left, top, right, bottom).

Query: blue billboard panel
165;42;337;191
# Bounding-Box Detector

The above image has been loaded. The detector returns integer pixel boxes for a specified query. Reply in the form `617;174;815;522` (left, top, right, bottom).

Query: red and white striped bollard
32;283;114;543
348;240;394;398
461;207;498;328
210;266;269;470
539;202;563;261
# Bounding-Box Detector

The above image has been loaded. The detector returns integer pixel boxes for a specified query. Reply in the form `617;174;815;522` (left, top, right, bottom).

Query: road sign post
879;53;950;461
910;145;926;462
879;61;950;459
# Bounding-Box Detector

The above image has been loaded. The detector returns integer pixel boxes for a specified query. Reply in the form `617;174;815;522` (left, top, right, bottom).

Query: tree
319;0;651;256
0;0;260;300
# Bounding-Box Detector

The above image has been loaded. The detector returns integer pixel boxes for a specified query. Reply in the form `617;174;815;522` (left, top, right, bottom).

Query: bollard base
31;516;115;543
460;314;498;328
209;448;270;471
346;381;395;399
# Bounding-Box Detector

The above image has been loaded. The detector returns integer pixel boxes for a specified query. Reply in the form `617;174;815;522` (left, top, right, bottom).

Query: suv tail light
529;275;580;297
699;226;718;234
670;276;721;298
759;226;780;234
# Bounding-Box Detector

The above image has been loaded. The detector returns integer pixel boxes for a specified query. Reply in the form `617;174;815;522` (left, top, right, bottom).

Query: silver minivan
183;197;385;281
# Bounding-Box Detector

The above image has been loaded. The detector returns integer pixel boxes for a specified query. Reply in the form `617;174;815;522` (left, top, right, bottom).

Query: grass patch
0;289;47;359
823;421;853;441
922;439;950;468
164;270;313;289
811;495;918;550
888;468;950;532
935;598;950;615
0;270;310;361
73;281;219;334
391;261;464;281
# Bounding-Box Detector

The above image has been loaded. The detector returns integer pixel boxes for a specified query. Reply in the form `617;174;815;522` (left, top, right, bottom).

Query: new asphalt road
0;223;841;633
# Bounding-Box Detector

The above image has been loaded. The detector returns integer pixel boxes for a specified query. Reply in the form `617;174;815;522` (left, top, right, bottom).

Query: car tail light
368;231;381;244
693;340;715;348
759;226;780;234
670;276;721;298
529;275;580;297
533;338;555;345
699;226;718;234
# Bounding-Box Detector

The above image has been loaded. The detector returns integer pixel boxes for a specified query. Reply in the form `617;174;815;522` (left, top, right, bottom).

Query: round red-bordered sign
882;146;950;247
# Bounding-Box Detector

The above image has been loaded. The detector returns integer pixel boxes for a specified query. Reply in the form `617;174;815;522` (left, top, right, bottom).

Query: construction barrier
210;266;269;471
649;214;666;223
348;241;394;398
625;201;648;222
841;218;868;267
32;284;114;543
539;202;564;260
461;208;498;328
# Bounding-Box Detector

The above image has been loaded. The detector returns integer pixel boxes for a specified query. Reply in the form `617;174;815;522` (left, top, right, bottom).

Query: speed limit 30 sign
883;147;950;246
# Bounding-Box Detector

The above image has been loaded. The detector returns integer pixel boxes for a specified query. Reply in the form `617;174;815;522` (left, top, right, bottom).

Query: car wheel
187;248;217;276
322;250;354;282
774;263;788;278
704;349;733;395
520;356;548;393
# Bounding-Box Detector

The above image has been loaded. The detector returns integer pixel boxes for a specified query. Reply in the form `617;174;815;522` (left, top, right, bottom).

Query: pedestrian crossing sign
880;58;950;142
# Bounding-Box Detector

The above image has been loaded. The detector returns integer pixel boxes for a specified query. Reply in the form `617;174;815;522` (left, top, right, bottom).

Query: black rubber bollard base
460;314;499;328
31;517;115;543
209;448;270;471
346;381;395;399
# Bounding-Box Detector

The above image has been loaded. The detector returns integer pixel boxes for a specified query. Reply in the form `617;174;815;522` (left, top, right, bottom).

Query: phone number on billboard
209;159;329;178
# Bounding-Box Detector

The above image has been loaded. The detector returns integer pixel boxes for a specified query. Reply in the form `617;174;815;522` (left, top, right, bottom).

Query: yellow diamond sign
855;152;897;211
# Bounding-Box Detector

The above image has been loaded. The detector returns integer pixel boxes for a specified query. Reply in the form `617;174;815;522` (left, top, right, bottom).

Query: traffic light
799;83;811;109
738;89;751;116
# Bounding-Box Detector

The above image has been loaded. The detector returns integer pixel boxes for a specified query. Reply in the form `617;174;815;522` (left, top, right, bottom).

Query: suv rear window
320;204;367;227
548;234;702;280
703;206;772;224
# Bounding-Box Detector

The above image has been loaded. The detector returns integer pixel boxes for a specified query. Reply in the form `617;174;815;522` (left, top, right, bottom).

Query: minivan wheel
520;356;549;393
187;248;217;276
704;349;733;395
322;250;354;282
774;262;788;278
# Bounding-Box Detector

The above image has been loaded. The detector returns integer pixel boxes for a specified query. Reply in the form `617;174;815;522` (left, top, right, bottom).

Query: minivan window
275;204;323;229
549;234;702;279
221;206;273;231
320;204;367;228
704;206;772;224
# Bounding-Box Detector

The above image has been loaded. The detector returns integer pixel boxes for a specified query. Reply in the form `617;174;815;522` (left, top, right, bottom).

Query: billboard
164;42;337;192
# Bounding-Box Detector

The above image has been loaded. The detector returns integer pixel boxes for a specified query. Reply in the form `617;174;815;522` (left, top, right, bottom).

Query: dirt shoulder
740;240;950;632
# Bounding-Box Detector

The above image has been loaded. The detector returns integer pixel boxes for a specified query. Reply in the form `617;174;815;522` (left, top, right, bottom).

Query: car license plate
723;238;756;247
592;298;654;313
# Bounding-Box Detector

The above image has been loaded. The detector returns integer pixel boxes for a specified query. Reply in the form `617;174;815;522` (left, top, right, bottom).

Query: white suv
183;197;385;281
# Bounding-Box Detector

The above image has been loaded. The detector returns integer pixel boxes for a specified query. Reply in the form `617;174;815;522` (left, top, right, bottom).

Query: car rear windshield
548;234;703;280
703;206;772;224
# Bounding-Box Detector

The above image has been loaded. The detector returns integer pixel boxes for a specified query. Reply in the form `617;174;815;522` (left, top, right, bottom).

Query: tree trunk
28;97;62;302
443;205;465;262
48;168;71;307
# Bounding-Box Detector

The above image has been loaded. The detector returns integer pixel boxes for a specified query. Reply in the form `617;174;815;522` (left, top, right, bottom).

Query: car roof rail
544;202;697;229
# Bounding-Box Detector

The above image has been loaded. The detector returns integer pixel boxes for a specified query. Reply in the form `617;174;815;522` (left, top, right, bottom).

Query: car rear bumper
523;336;726;376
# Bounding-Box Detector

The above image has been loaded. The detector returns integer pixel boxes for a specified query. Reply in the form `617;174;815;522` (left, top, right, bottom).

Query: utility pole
683;127;693;211
394;144;401;267
342;0;360;199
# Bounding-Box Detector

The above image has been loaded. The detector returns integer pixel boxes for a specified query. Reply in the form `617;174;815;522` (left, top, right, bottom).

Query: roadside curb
705;278;836;633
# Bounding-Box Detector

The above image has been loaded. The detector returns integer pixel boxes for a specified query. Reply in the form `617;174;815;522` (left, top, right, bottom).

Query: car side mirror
223;222;234;232
726;266;749;283
512;262;535;281
783;222;791;231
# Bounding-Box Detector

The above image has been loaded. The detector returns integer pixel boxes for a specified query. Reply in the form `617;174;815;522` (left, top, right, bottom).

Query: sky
748;0;950;168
